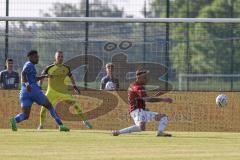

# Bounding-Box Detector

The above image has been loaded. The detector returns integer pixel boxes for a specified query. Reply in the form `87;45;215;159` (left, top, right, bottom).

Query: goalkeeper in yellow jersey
37;51;92;130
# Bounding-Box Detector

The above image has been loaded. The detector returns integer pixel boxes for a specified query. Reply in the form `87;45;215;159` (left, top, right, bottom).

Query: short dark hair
27;50;38;57
6;58;13;62
136;69;149;77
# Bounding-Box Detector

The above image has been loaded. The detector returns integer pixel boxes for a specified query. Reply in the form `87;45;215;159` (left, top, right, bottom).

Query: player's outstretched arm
70;75;80;94
36;75;48;81
142;97;173;103
154;90;168;97
36;75;47;89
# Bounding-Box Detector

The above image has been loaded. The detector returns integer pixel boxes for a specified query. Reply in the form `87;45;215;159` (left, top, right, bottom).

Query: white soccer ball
105;81;116;90
216;94;228;107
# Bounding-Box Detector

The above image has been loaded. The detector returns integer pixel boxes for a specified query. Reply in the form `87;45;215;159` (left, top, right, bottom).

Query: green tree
150;0;212;18
150;0;240;74
189;0;240;73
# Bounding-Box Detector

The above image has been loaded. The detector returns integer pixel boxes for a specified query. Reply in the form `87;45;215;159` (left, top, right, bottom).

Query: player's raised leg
74;104;92;129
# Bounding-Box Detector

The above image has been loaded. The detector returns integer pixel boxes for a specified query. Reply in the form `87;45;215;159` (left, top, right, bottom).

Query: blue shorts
20;85;48;109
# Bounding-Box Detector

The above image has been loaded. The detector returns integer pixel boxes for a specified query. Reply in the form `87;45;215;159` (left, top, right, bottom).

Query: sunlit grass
1;129;240;160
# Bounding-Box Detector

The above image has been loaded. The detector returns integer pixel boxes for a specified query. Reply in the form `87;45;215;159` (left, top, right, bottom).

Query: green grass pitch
1;129;240;160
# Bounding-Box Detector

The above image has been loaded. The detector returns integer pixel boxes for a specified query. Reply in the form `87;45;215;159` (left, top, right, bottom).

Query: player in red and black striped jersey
112;69;172;137
128;81;147;113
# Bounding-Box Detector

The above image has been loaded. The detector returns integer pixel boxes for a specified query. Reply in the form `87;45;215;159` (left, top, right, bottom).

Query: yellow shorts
46;90;75;106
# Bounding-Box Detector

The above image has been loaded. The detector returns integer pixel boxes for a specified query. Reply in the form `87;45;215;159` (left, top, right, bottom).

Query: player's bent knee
24;115;29;120
23;113;30;120
155;114;168;121
42;101;52;109
139;122;146;131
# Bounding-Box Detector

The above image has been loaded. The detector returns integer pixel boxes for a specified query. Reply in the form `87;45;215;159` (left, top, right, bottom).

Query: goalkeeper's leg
74;104;93;129
38;106;47;130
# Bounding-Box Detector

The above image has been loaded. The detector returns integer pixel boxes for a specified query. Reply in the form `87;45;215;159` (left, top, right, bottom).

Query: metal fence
1;0;240;91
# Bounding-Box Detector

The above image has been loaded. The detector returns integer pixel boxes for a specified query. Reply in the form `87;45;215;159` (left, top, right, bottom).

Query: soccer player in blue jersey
9;50;70;132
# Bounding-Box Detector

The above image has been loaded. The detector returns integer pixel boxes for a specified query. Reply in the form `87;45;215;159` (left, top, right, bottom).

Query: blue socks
15;105;63;126
15;112;27;123
48;105;63;126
